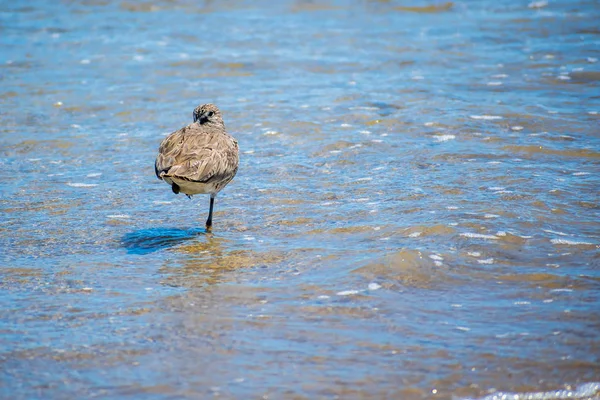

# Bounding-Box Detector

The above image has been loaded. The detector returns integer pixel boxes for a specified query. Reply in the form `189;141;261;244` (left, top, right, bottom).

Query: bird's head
193;103;223;126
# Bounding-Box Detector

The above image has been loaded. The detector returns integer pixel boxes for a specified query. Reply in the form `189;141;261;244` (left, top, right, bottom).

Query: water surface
1;0;599;399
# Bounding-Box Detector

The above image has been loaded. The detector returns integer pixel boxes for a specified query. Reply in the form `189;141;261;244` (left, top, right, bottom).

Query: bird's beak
193;112;198;123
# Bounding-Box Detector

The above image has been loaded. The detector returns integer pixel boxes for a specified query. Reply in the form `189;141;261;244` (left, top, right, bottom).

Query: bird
155;103;239;231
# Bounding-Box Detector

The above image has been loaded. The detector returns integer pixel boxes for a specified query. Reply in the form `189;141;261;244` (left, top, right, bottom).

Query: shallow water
1;0;599;399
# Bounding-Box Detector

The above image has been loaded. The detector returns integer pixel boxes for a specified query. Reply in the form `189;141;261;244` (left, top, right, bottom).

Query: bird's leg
205;194;215;231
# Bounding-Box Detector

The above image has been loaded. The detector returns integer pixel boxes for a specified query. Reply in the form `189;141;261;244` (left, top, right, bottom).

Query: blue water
1;0;599;398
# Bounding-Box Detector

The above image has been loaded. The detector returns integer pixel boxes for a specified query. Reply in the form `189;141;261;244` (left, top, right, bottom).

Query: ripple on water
2;0;600;398
463;382;600;400
354;249;458;289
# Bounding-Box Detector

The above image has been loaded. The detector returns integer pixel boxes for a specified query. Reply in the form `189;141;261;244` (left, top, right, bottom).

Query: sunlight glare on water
1;0;599;398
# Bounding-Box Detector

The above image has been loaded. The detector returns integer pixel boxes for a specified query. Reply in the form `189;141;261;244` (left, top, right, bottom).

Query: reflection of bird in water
155;104;239;231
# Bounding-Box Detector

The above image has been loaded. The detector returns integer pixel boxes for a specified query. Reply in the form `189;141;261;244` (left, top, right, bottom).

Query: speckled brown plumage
155;103;239;230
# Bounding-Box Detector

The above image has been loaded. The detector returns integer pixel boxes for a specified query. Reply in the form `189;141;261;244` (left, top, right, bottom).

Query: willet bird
155;103;239;231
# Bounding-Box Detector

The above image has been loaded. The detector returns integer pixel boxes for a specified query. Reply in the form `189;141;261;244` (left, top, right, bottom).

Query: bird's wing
155;124;210;180
163;149;232;184
155;125;238;184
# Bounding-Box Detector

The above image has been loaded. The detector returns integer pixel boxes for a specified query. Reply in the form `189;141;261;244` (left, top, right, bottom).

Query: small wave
336;290;360;296
528;0;548;8
470;115;503;120
463;381;600;400
67;182;98;188
434;134;456;142
543;229;568;236
551;239;595;246
460;233;499;240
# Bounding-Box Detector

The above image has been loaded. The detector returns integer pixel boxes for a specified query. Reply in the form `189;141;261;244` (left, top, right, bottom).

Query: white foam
468;252;481;257
349;106;379;110
543;229;568;236
408;232;422;238
464;382;600;400
368;283;382;291
455;326;471;332
107;214;130;219
572;172;590;176
434;134;456;142
514;301;531;305
429;254;444;261
67;182;98;188
484;214;499;219
340;123;352;128
461;233;499;240
478;258;494;264
551;239;594;246
487;81;503;86
511;126;524;131
470;115;503;120
336;290;360;296
528;0;548;8
87;172;102;177
153;200;172;205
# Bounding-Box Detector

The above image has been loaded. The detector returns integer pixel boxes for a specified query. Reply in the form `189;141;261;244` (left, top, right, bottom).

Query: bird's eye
208;111;214;117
